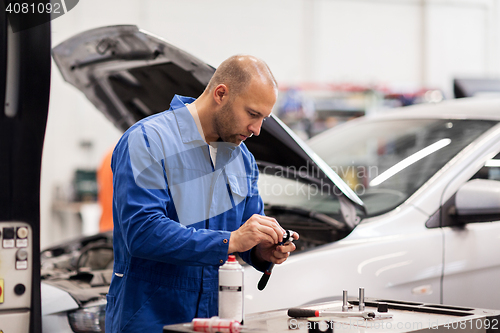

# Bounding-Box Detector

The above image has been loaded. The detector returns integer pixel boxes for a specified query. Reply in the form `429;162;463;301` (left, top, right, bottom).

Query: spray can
219;255;244;323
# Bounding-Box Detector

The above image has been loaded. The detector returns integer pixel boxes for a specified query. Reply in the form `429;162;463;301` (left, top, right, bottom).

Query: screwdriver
288;308;376;319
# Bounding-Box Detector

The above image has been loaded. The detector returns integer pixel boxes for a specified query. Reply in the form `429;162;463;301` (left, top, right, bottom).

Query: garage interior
2;1;500;332
42;0;500;248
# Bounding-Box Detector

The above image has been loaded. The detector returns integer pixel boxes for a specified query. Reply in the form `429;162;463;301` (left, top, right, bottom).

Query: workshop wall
41;0;500;248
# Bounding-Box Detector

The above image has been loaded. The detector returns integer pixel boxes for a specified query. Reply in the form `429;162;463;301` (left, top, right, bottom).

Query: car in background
41;232;112;332
42;25;500;332
245;97;500;313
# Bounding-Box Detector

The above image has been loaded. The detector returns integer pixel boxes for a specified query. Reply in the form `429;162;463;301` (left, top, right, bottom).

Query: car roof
369;97;500;121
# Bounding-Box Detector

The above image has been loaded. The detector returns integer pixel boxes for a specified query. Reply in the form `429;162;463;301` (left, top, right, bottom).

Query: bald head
206;55;277;99
193;55;277;144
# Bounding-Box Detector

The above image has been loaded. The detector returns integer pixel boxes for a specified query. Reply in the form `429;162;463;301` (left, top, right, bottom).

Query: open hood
52;25;365;218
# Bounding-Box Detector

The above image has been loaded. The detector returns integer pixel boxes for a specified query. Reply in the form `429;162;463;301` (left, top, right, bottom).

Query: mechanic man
105;55;298;332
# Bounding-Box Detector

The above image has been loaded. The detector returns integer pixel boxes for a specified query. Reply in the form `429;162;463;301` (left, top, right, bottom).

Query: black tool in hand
257;229;296;291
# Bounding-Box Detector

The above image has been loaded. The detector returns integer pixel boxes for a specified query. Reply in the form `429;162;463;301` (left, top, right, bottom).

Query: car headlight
67;299;106;333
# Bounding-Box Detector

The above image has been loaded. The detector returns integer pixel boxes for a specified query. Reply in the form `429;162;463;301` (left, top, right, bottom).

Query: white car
245;97;500;313
42;25;500;332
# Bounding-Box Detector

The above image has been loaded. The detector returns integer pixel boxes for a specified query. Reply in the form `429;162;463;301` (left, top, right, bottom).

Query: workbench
163;298;500;332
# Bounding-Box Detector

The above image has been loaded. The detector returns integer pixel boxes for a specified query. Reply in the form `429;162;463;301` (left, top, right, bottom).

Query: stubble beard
213;102;240;145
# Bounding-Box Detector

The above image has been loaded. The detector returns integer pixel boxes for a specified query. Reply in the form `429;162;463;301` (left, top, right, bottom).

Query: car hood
52;25;365;213
41;282;79;315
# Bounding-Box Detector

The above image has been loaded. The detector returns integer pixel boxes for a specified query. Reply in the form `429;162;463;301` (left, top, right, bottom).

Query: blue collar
170;95;242;168
170;95;205;144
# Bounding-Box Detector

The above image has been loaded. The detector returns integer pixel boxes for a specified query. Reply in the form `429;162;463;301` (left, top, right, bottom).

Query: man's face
213;79;277;145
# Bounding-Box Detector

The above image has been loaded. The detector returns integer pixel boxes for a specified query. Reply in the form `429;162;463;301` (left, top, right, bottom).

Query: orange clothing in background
97;149;114;232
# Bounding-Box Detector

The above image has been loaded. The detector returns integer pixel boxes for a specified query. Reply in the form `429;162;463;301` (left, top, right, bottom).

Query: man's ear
213;84;229;105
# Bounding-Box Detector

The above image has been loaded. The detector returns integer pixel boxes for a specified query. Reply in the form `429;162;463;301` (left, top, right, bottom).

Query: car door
441;149;500;310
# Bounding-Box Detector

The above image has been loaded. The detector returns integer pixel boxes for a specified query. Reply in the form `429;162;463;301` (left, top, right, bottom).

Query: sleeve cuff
215;230;231;265
238;247;271;272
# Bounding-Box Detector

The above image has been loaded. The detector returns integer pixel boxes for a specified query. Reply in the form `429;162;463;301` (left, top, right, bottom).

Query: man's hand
228;214;300;264
228;214;285;254
254;232;299;264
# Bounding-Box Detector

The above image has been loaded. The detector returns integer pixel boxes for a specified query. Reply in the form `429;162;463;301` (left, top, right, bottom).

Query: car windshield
308;118;498;217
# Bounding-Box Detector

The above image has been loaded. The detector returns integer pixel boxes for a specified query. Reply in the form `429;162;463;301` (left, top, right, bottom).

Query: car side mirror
454;179;500;222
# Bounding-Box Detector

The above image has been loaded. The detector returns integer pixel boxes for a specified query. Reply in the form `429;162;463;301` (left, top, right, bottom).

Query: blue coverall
105;95;266;332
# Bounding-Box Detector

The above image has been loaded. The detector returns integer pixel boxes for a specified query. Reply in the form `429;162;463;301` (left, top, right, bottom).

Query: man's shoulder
112;110;178;165
121;110;175;139
134;110;175;130
116;95;195;144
